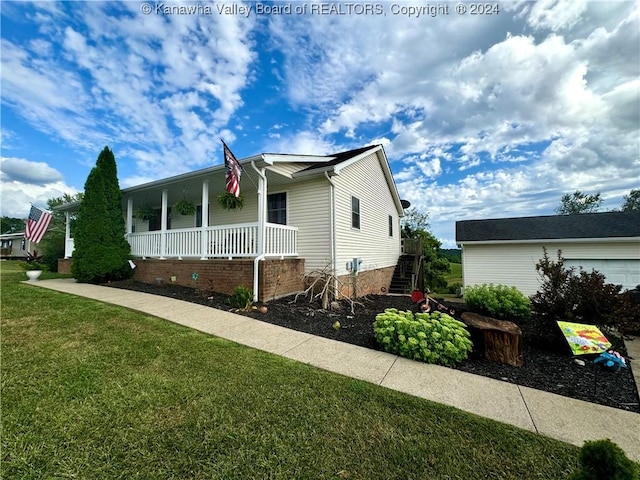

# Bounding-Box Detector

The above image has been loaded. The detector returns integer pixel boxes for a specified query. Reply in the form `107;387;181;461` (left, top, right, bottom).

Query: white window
351;196;360;229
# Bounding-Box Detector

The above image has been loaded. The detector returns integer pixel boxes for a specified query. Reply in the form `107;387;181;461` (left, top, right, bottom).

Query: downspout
251;160;267;302
324;172;337;298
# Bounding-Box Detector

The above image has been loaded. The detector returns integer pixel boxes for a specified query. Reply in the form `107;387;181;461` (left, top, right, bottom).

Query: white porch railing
126;222;298;259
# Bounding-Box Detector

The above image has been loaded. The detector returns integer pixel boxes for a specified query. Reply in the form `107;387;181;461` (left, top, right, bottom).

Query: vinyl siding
284;178;331;271
332;152;401;276
268;163;312;177
462;240;640;296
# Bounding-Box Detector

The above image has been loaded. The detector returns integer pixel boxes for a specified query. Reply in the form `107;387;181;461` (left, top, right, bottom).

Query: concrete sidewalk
26;278;640;461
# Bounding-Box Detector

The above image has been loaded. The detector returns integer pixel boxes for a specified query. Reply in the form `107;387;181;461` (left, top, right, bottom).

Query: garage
456;211;640;297
564;259;640;292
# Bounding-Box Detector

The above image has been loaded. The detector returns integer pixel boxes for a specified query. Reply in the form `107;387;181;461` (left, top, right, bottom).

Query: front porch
126;222;297;259
64;222;298;260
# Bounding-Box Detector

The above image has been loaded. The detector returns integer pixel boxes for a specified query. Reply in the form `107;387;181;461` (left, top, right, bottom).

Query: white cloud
0;157;78;218
0;157;63;185
1;2;257;185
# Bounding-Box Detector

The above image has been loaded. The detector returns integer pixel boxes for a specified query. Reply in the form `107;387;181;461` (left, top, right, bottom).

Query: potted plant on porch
173;198;197;216
134;205;157;220
22;250;45;281
217;192;245;210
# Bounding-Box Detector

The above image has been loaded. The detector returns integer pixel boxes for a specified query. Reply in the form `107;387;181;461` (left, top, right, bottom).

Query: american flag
223;140;243;197
25;205;53;244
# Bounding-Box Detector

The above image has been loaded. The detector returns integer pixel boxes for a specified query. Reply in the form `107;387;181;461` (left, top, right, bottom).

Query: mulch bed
107;280;640;413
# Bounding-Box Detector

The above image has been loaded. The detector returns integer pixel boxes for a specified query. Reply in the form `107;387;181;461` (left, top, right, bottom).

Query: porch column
252;161;267;302
200;179;209;260
257;172;266;255
160;189;168;259
126;197;133;234
64;211;72;258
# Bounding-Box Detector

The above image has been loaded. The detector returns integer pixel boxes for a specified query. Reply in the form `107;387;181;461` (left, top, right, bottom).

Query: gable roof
456;211;640;243
294;145;379;173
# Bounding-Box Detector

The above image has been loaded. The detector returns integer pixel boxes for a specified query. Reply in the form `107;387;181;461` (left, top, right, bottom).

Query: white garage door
565;259;640;292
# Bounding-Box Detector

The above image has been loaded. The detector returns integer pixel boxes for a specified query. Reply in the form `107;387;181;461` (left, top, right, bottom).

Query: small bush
373;309;473;366
570;439;638;480
228;286;253;310
464;284;531;321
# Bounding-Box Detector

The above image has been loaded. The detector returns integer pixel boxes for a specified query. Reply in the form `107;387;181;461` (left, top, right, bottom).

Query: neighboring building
56;145;405;301
0;232;31;259
456;211;640;296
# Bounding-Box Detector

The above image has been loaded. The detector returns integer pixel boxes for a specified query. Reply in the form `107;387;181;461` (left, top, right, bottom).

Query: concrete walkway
26;278;640;462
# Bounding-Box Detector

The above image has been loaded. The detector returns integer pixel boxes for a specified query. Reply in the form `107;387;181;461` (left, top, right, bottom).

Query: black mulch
107;280;640;413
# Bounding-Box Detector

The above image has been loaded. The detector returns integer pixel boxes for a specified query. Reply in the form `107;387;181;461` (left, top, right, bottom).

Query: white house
57;145;406;301
456;211;640;296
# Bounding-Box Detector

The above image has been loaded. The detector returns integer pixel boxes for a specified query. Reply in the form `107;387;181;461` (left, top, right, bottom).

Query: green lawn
445;262;463;286
1;262;580;479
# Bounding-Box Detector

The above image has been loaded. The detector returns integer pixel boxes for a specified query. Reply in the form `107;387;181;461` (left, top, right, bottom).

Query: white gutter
324;172;338;297
252;160;268;302
458;236;640;246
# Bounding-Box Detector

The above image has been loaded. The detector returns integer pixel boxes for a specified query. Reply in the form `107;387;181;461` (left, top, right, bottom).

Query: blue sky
1;0;638;247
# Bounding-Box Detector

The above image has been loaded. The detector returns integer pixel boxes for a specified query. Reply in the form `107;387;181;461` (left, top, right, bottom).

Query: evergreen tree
71;147;132;283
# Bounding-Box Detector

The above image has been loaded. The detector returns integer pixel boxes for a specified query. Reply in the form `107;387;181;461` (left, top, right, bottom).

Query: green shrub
464;284;531;321
373;309;473;366
570;439;637;480
228;286;253;310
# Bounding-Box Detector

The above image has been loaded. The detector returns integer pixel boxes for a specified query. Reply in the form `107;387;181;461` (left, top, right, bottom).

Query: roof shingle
456;211;640;242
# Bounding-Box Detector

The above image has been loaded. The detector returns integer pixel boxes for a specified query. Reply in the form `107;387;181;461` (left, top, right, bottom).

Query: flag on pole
25;204;53;244
222;140;243;197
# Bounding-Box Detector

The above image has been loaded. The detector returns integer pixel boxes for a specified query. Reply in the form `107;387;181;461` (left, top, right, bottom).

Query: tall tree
401;208;450;292
555;190;602;215
621;189;640;211
71;147;132;283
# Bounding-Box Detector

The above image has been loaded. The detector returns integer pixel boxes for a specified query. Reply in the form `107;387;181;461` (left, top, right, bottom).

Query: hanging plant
217;192;245;210
135;205;157;220
174;198;196;216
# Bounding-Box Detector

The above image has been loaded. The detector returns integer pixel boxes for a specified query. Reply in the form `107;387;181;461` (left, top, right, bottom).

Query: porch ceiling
121;167;310;209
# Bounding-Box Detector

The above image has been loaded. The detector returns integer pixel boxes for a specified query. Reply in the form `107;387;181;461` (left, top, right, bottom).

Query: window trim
351;196;361;230
267;191;288;225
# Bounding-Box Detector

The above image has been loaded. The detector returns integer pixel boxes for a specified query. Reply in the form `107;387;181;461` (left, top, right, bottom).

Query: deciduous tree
555;190;602;215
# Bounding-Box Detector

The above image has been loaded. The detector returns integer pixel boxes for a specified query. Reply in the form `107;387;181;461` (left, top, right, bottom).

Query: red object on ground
410;290;424;304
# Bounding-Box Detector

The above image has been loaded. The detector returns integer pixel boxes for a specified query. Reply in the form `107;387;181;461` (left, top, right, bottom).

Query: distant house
456;211;640;296
56;145;407;301
0;232;30;259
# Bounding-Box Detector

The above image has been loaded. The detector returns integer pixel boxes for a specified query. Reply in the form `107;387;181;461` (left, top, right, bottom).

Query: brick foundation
337;265;396;298
58;259;73;274
58;257;305;302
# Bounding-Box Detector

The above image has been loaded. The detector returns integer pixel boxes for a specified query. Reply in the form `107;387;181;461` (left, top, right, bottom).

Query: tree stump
461;312;523;367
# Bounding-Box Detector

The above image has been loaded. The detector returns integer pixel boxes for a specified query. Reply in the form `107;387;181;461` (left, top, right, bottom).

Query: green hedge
374;309;473;366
